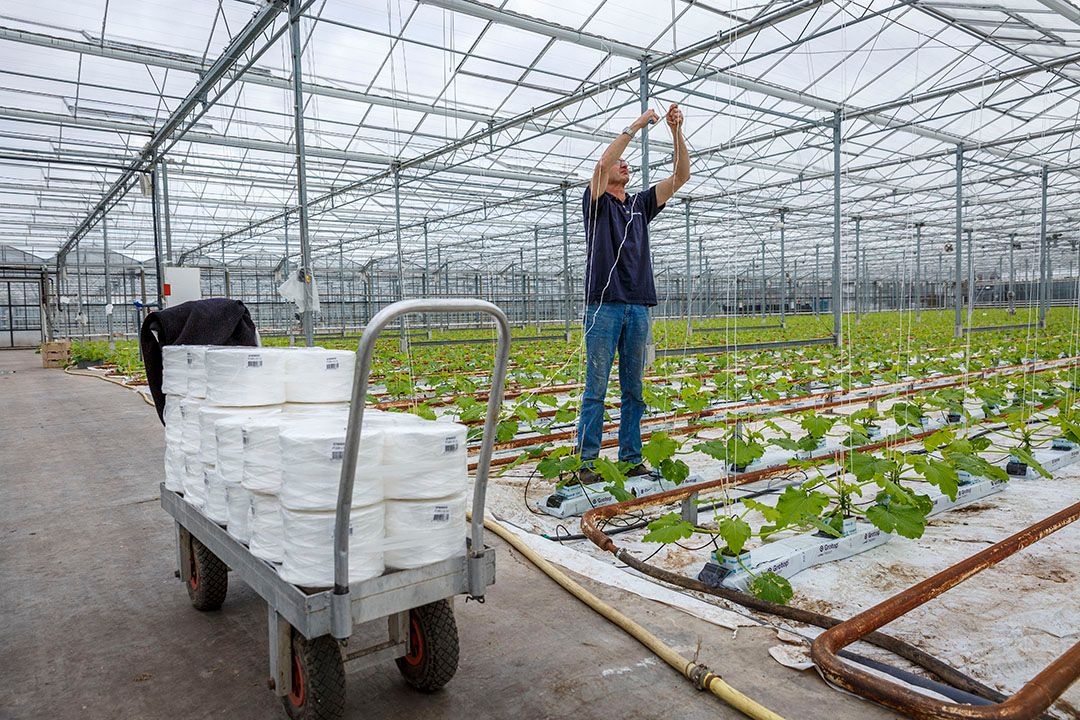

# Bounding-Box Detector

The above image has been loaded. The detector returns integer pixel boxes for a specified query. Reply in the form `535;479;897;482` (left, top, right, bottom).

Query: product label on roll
325;357;340;370
444;436;459;453
329;441;346;461
186;353;194;366
247;354;263;368
203;470;211;486
242;429;249;447
432;505;451;522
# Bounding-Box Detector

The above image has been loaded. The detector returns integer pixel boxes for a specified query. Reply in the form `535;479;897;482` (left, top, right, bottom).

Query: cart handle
330;299;511;638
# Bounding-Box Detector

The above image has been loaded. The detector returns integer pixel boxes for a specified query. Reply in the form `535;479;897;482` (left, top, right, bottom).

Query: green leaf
800;414;837;439
911;455;959;501
514;404;539;422
774;486;831;527
742;498;781;524
717;516;751;555
643;513;695;544
849;451;896;483
749;572;793;604
891;402;924;428
642;432;679;468
495;419;519;443
659;458;689;485
536;394;558;407
412;403;437;421
554;406;577;423
922;429;954;453
769;437;802;451
866;500;928;539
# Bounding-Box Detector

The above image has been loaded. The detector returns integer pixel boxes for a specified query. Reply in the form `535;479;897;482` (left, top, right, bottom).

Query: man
576;103;691;483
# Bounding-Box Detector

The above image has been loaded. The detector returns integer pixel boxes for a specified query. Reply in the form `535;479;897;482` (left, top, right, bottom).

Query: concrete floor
0;349;900;720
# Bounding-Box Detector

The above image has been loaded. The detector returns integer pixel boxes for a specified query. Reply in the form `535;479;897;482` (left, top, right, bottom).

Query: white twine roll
383;493;467;570
241;415;289;493
278;417;383;511
162;346;189;396
205;347;287;406
163;395;185;492
215;407;281;485
226;484;252;544
185;346;211;398
278;504;384;587
197;405;240;465
382;419;468;500
203;465;229;524
249;490;284;563
182;460;208;507
285;348;356;403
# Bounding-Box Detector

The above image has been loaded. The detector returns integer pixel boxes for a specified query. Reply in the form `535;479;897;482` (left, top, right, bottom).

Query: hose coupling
687;662;717;691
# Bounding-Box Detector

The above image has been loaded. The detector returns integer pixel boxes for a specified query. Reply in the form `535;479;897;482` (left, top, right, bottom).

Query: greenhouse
1;0;1079;718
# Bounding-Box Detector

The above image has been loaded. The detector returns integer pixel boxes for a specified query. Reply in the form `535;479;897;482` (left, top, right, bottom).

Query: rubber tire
185;536;228;611
395;600;459;692
281;632;345;720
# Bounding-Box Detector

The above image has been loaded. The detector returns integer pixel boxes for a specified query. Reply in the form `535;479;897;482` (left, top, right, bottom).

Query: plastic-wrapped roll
162;346;189;396
283;402;350;416
203;466;229;524
163;395;185;492
197;405;239;465
179;397;204;457
215;407;281;486
278;504;384;587
278;417;384;511
204;347;286;406
382;419;468;500
249;491;284;563
241;415;289;493
383;493;467;570
185;345;212;398
182;460;208;507
225;484;253;544
285;348;356;403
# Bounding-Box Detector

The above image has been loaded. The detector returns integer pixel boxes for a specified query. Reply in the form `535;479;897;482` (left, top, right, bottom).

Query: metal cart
160;299;510;719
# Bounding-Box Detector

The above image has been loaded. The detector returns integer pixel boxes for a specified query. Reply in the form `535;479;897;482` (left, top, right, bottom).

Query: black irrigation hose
838;649;992;707
614;548;1021;709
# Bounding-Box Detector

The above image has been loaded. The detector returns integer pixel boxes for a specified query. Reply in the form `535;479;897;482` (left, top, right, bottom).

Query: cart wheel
395;599;459;692
186;536;228;611
282;632;345;720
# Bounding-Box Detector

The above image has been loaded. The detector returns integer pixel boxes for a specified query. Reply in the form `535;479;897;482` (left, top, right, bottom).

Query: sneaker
625;463;652;478
565;467;601;486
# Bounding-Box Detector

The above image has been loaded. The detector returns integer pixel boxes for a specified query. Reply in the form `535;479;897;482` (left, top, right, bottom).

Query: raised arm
590;109;661;199
654;104;690;207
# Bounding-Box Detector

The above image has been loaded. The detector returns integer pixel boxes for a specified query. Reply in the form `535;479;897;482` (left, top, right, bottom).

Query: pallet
40;339;71;368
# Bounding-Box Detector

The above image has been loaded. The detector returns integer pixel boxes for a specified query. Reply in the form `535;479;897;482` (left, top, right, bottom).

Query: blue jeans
576;303;649;465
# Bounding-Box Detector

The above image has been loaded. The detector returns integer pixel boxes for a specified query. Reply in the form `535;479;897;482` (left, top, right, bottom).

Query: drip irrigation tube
480;516;788;720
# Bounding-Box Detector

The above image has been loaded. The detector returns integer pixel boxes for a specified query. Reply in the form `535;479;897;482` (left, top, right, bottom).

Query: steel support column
150;169;165;309
160;159;173;263
639;58;650;189
393;168;406;351
684;199;692;336
1039;166;1049;328
854;216;861;323
966;228;975;327
562;185;571;341
289;0;314;346
954;145;963;337
102;217;113;346
915;223;922;320
779;208;786;327
832;111;842;346
533;226;540;333
1009;233;1016;315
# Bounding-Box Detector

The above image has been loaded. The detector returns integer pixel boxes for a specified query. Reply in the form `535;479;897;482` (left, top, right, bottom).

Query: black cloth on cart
140;298;258;424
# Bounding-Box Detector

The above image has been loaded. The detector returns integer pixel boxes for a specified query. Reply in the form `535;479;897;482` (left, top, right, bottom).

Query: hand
665;103;684;131
631;109;660;132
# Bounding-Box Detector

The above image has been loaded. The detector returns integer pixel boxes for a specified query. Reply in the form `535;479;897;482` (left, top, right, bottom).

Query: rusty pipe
810;501;1080;720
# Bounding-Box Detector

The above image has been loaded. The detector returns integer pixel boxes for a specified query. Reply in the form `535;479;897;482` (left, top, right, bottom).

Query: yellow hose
479;516;787;720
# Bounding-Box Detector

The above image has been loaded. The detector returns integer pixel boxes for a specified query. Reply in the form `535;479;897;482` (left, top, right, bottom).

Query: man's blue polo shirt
582;185;665;307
